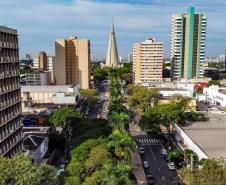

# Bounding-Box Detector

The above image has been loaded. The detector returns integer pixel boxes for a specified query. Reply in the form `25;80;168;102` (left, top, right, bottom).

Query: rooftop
0;25;17;35
21;85;72;93
181;113;226;159
157;88;188;92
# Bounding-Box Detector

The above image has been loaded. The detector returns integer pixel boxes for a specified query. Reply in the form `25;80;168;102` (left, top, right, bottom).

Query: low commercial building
175;113;226;160
23;126;50;163
157;87;193;98
203;85;226;108
21;84;80;108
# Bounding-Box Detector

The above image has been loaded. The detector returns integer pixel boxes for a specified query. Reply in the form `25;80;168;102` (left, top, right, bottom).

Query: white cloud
0;0;225;58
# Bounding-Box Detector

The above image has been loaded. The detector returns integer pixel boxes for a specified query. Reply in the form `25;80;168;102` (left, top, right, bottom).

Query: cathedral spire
105;21;119;68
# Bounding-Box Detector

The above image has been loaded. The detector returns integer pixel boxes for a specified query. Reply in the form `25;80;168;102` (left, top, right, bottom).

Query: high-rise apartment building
0;26;23;157
33;52;55;84
133;38;163;85
171;7;207;80
55;37;90;89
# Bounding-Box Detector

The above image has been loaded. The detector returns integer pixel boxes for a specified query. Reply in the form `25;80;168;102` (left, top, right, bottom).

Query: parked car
143;161;149;169
161;148;167;155
138;147;145;154
57;164;65;175
167;162;176;170
146;174;154;184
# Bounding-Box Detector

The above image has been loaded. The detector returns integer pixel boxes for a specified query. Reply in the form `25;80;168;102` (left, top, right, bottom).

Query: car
167;162;176;170
146;175;154;184
143;161;149;169
138;147;145;154
57;164;65;175
161;148;167;155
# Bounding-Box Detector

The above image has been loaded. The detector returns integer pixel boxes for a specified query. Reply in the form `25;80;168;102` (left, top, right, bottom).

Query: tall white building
171;7;207;80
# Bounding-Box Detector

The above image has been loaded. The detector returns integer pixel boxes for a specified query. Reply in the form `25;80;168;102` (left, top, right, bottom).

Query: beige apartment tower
133;38;163;85
55;37;90;89
0;26;23;157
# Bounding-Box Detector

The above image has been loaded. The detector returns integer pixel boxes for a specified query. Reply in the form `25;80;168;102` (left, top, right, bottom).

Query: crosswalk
136;138;160;145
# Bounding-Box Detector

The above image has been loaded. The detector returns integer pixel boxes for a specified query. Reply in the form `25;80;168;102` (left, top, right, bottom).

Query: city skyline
0;0;226;58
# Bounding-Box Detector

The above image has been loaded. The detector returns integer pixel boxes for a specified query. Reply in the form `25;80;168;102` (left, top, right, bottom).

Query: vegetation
196;86;203;94
179;159;226;185
208;62;224;70
20;65;36;74
208;80;220;86
63;73;135;185
0;155;58;185
139;97;206;136
168;149;183;167
49;107;83;139
91;64;133;85
127;84;160;112
80;89;100;106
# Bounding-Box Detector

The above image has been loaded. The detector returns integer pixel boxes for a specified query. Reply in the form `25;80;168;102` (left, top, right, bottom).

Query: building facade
171;7;207;80
133;38;163;85
33;52;55;84
55;37;90;89
0;26;23;157
25;71;51;86
203;85;226;108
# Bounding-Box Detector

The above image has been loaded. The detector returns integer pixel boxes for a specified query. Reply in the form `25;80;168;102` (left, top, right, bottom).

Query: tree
0;155;58;185
80;89;100;105
196;86;203;94
208;80;220;87
179;159;226;185
127;85;160;112
168;149;183;167
85;146;112;174
109;112;129;132
139;109;161;135
49;107;83;139
121;73;133;84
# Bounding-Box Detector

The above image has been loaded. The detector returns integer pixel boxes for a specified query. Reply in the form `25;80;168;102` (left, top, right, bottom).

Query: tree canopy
127;85;160;112
80;89;99;105
179;159;226;185
0;155;58;185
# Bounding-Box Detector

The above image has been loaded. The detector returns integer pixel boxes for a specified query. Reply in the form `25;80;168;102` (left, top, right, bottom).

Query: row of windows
0;77;20;95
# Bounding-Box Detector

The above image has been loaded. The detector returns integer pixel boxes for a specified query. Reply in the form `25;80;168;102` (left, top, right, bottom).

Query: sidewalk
129;124;147;185
128;148;147;185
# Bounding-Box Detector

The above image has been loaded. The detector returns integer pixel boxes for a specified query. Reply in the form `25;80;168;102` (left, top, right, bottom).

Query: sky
0;0;226;59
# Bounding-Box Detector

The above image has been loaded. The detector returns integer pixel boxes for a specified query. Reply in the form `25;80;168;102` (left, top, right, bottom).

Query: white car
138;147;145;154
143;161;149;168
57;164;65;175
167;162;176;170
161;148;167;155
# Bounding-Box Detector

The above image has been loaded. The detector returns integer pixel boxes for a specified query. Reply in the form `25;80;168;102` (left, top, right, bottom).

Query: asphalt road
86;81;109;119
135;134;180;185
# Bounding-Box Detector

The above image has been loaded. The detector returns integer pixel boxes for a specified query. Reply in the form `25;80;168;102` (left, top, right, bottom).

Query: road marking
149;145;157;161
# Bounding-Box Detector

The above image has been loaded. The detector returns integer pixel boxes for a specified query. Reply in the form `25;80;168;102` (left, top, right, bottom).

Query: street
88;81;180;184
86;81;109;119
133;130;180;185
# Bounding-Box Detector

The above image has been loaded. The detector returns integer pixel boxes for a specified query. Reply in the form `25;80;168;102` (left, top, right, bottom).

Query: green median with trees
63;70;135;185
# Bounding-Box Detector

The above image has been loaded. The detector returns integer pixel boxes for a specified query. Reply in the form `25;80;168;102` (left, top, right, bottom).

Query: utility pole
190;153;194;172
